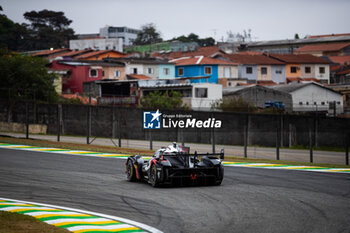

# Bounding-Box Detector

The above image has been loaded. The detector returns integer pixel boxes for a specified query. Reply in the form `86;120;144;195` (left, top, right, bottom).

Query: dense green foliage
0;7;75;51
134;23;163;45
0;51;59;102
172;33;215;47
212;97;257;112
140;91;188;110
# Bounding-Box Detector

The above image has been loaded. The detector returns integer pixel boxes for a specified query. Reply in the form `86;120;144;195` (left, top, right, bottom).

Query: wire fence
0;100;349;165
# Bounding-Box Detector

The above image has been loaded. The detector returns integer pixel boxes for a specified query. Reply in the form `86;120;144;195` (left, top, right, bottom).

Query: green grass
0;211;70;233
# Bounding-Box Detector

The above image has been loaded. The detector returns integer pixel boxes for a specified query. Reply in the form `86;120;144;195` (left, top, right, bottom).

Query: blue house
172;56;237;84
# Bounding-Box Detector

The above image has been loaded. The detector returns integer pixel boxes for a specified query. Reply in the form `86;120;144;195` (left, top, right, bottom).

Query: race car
125;142;224;187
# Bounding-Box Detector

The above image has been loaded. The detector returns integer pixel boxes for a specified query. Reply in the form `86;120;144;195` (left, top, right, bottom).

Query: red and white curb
0;197;162;233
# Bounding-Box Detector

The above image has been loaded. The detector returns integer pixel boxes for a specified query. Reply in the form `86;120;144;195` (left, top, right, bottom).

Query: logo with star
143;110;162;129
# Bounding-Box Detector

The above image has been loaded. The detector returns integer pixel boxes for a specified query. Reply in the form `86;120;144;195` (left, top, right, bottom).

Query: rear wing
160;149;224;160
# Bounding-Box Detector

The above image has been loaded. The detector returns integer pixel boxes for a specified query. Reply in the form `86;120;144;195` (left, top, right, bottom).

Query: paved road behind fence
0;132;347;165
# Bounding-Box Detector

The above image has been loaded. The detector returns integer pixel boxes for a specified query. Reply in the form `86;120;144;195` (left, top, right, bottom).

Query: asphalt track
0;148;350;233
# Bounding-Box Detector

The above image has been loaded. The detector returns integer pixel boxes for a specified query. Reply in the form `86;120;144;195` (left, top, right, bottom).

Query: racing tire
126;159;136;182
149;164;159;187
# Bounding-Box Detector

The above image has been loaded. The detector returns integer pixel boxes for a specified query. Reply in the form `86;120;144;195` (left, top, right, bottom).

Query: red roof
75;50;126;59
235;51;264;55
48;49;93;59
171;56;237;66
221;54;284;65
336;67;350;75
32;48;70;57
268;54;332;64
127;74;152;80
330;55;350;65
296;42;350;53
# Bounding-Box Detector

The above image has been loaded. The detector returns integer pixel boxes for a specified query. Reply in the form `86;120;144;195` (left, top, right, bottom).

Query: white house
139;81;222;111
272;82;343;115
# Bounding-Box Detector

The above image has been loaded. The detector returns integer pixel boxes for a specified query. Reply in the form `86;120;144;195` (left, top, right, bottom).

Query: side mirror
220;149;224;160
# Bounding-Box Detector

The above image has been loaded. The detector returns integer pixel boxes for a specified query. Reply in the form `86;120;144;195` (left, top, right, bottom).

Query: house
223;85;293;111
267;54;332;84
74;50;126;61
139;80;222;111
329;84;350;114
50;60;126;94
295;42;350;57
171;56;238;85
105;58;175;80
272;82;343;115
214;54;286;84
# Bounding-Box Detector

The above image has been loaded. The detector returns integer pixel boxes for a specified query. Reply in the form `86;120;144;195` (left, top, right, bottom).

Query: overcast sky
2;0;350;42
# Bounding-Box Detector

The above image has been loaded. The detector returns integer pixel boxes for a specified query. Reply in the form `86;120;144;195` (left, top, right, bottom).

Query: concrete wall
300;64;315;78
257;65;271;81
0;101;349;147
176;65;219;84
218;65;238;79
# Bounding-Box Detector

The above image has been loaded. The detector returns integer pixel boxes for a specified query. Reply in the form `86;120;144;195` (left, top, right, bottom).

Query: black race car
125;143;224;187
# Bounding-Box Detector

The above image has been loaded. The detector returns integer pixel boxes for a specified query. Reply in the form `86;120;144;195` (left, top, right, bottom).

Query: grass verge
0;211;70;233
0;135;349;168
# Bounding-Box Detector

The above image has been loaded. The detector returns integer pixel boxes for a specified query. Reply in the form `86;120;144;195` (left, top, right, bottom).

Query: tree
294;33;300;39
172;33;215;47
134;23;163;45
212;97;257;112
226;29;253;42
140;91;188;110
0;50;59;102
23;9;76;50
0;9;29;51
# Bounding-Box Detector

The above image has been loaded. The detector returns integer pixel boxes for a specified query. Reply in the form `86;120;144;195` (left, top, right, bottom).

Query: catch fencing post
87;105;91;144
276;115;280;160
309;125;313;163
211;112;215;154
149;131;153;150
346;132;349;166
244;114;248;158
25;102;29;139
57;104;61;142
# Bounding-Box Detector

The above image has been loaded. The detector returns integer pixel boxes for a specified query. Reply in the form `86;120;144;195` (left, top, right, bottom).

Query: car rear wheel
149;164;159;187
126;159;136;181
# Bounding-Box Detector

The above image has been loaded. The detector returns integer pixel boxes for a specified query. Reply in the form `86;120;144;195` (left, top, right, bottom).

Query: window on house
163;68;169;75
290;66;297;73
224;67;231;78
114;70;120;77
305;66;311;73
195;88;208;98
306;102;309;105
321;102;325;105
89;69;98;77
275;70;282;74
132;68;137;74
102;70;105;77
178;68;184;76
261;67;267;75
228;82;232;86
299;102;303;105
204;66;212;75
147;68;154;74
337;101;341;105
319;67;325;74
246;67;253;74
